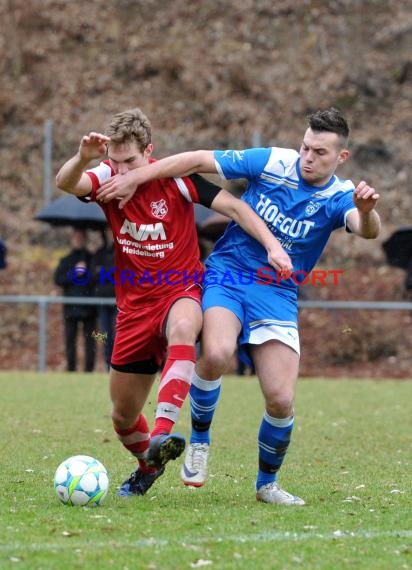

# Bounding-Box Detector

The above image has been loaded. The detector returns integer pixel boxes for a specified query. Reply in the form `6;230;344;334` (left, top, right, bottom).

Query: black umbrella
382;226;412;269
35;194;107;230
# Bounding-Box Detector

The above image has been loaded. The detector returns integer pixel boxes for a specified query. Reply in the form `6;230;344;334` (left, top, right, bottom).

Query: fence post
38;298;48;372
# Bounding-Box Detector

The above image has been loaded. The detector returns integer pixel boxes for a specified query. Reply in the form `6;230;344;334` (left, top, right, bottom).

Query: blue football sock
256;411;294;490
189;371;222;444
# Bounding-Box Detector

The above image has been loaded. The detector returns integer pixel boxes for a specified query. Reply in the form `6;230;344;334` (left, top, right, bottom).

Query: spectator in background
90;229;116;369
0;238;6;269
237;355;256;376
54;228;97;372
405;258;412;300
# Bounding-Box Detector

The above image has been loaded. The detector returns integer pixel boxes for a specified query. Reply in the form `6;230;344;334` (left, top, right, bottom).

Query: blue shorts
202;275;300;366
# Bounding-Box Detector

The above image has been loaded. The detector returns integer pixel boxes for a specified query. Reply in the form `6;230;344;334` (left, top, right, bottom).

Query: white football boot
256;482;305;505
181;443;209;487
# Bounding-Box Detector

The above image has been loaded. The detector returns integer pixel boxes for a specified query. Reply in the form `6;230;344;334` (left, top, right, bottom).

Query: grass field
1;371;411;570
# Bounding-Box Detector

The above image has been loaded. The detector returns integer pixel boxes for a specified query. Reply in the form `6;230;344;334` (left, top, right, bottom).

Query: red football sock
152;344;196;437
114;414;157;474
114;413;150;458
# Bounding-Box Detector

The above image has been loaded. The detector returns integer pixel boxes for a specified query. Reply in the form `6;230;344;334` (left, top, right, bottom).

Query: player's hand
97;172;138;208
353;181;380;213
267;248;293;275
79;132;110;161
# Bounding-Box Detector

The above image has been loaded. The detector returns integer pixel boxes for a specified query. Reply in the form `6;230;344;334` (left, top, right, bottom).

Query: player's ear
144;143;154;158
338;148;350;164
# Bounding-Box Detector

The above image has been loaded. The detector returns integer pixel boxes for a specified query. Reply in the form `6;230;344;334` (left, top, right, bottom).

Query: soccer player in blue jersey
97;108;381;505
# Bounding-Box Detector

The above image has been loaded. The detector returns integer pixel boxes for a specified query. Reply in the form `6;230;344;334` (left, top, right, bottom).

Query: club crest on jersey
305;201;321;217
151;199;168;219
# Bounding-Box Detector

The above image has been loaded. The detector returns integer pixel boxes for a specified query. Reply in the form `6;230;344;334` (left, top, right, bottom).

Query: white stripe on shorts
248;319;300;355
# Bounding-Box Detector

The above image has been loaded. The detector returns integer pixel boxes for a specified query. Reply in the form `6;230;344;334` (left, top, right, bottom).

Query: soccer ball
54;455;109;507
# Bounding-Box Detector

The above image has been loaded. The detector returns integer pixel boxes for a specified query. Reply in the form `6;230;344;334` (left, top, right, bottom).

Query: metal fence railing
1;295;411;372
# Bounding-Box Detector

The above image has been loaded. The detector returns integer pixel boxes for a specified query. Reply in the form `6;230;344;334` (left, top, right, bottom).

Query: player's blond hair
105;107;152;152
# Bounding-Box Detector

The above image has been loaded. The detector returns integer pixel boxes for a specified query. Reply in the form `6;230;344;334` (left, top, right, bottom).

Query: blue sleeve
214;148;272;180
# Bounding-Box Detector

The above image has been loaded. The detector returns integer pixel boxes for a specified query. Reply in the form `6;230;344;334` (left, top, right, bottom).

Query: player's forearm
158;150;215;177
136;150;217;184
357;210;381;239
220;199;285;256
56;154;91;195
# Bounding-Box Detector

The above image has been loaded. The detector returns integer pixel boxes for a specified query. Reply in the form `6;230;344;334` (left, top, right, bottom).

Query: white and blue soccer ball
54;455;109;506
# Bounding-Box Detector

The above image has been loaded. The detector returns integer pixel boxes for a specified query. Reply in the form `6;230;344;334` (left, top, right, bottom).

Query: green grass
1;372;411;570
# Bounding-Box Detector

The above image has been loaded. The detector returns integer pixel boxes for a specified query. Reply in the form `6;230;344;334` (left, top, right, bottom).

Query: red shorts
111;286;201;367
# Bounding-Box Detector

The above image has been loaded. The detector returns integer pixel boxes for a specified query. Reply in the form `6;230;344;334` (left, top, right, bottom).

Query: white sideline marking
1;530;411;552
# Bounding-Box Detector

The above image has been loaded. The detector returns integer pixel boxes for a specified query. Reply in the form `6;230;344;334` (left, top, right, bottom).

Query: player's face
299;128;349;186
107;142;153;175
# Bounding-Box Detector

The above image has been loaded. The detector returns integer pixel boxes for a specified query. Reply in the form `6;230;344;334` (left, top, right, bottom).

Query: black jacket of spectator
54;247;96;319
90;243;115;298
406;258;412;292
0;239;6;269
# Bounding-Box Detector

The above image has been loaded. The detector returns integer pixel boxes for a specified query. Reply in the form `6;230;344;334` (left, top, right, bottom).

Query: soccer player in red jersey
56;107;291;496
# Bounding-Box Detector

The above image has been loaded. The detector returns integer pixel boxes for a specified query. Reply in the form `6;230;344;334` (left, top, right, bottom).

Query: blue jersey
208;147;357;291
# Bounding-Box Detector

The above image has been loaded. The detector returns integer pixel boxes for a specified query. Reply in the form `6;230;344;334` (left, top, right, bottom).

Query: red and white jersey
86;160;213;312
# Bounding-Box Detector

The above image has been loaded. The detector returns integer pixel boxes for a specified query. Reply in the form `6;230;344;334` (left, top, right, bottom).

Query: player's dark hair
307;107;349;147
105;107;152;152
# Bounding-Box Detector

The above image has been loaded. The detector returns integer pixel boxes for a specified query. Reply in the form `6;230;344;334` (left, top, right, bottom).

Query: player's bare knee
168;316;198;345
265;392;294;417
202;342;233;374
111;408;135;431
